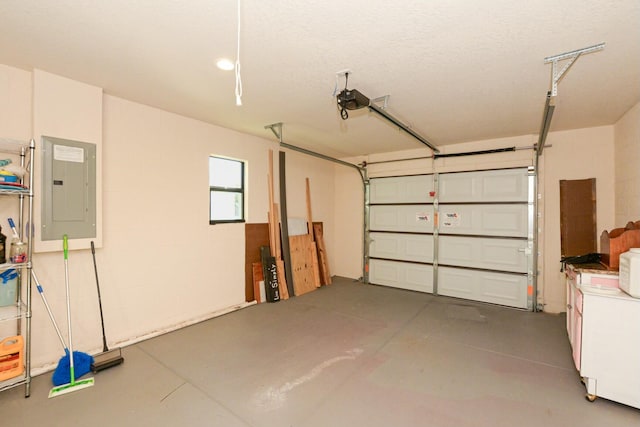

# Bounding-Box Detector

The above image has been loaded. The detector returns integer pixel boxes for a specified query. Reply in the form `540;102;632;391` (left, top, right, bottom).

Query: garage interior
0;1;639;426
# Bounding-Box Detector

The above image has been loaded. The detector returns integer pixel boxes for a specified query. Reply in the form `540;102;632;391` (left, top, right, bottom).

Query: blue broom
31;269;93;386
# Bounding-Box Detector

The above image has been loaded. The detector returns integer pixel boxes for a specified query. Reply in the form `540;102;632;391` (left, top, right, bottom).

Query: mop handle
7;218;20;239
31;270;68;351
63;235;75;382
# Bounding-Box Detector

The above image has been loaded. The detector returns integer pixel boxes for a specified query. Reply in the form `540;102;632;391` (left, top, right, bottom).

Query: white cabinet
566;265;640;408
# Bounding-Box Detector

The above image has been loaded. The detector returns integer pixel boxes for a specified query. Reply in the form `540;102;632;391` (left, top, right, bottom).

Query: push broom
89;241;124;372
49;235;95;398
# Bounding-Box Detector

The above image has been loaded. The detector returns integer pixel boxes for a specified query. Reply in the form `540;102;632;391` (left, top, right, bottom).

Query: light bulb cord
235;0;243;106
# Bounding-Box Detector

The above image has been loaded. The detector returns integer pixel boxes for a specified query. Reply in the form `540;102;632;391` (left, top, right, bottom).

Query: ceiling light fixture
216;58;235;71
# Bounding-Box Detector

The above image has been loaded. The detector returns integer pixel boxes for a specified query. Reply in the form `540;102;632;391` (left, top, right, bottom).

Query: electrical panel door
41;136;97;240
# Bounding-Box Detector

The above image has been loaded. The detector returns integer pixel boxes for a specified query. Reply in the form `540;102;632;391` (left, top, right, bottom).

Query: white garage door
367;168;533;309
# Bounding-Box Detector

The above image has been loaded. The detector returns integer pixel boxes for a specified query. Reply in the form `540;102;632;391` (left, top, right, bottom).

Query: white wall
0;64;337;373
614;101;640;227
541;126;615;312
0;64;31;141
32;70;104;253
332;160;366;279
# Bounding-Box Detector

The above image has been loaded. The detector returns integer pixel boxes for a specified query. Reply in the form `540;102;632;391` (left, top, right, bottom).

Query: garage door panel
438;235;528;272
405;238;433;261
439;169;529;203
370;234;399;255
439;204;528;237
369;259;433;293
438;267;528;308
370;175;434;203
369;232;433;263
370;205;434;232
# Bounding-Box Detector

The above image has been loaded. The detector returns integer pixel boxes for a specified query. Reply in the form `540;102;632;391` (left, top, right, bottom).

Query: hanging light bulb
235;60;242;106
216;58;235;71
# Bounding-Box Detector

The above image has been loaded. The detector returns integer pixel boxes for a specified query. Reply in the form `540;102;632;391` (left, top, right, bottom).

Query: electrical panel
41;136;96;240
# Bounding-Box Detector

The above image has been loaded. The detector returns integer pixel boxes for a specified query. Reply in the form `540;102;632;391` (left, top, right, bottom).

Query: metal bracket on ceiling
544;42;605;97
370;95;390;109
263;121;365;172
536;42;605;156
264;122;283;143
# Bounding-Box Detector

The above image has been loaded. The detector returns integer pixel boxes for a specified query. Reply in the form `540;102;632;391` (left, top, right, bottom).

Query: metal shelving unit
0;138;35;398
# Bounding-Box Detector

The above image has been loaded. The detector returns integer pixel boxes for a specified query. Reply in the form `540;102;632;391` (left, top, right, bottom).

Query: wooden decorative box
601;221;640;269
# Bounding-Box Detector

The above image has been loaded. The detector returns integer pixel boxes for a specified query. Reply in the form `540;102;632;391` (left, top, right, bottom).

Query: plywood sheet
289;234;320;296
276;259;289;300
313;222;332;285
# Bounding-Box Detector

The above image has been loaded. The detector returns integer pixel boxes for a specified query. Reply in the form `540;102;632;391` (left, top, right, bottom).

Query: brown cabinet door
560;178;597;258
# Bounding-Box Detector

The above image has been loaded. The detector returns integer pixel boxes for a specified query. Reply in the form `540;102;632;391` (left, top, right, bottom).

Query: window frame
209;156;246;224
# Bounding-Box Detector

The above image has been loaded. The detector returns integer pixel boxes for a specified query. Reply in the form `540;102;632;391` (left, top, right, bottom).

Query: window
209;156;245;223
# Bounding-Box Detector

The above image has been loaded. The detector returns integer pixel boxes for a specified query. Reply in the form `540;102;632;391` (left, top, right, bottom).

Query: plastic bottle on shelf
9;240;26;264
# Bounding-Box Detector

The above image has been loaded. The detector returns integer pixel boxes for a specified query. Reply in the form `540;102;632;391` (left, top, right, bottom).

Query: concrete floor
1;277;639;426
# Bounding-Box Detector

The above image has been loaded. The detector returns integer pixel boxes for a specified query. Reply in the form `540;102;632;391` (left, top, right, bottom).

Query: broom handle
91;241;109;353
63;235;75;384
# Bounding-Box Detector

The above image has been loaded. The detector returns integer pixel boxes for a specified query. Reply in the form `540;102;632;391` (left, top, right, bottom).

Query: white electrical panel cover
41;136;97;240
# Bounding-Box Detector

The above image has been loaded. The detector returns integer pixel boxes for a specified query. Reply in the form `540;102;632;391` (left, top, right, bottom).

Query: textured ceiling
1;0;638;157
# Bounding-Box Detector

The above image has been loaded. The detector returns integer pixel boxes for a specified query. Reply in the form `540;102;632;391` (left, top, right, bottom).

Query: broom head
52;350;94;386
